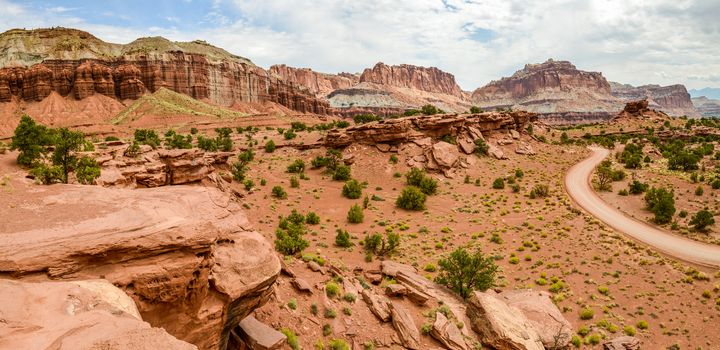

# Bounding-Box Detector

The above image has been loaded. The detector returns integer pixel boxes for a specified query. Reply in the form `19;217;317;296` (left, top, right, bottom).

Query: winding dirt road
565;147;720;268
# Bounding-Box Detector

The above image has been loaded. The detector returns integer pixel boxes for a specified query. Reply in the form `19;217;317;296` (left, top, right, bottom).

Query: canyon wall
692;97;720;117
359;62;466;99
0;28;329;114
269;64;358;97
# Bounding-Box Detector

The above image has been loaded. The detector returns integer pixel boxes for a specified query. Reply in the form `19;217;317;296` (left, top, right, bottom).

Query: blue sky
2;0;719;91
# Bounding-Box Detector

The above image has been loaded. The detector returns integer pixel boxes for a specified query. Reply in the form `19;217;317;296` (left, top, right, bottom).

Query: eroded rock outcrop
472;59;619;113
0;183;281;350
692;96;720;117
467;291;545;350
610;82;699;117
0;279;196;350
611;100;671;123
0;28;329;114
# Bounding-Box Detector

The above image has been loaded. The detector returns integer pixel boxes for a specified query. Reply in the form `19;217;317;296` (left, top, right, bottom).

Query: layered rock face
269;64;358;97
472;59;618;113
0;183;281;350
610;82;699;117
0;279;196;350
359;62;466;99
611;99;670;123
0;28;329;114
692;96;720;117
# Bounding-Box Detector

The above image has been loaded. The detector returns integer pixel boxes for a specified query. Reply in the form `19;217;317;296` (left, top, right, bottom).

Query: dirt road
565;146;720;268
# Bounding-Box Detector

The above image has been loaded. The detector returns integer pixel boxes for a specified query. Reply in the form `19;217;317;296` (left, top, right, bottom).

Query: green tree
214;127;233;151
594;159;614;191
52;128;85;183
644;187;676;224
364;232;400;256
435;247;498;299
347;204;364;223
342;179;363;199
10;115;52;166
29;163;63;184
75;156;101;184
275;213;308;255
231;149;254;181
396;186;427;210
335;229;352;247
689;210;715;232
264;140;276;153
469;106;482;114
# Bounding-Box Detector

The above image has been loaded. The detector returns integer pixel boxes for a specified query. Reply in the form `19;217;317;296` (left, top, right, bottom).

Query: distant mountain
689;87;720;100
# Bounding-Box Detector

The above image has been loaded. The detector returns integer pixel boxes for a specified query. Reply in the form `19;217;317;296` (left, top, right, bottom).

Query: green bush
529;184;549;198
280;329;300;350
75;156;101;184
163;130;193;149
342;179;363;199
689;210;715;231
243;179;254;190
474;138;489;156
405;168;438;195
695;186;704;196
275;212;308;255
214;127;233;151
347;204;364;223
628;180;648;194
190;127;198;135
364;232;400;256
470;106;482;113
231;149;254;181
434;247;498;299
644;187;676;224
264;140;276;153
579;308;594;320
328;339;350;350
492;177;505;189
287;159;305;173
353;113;382;124
283;129;297;140
335;229;352;247
29;163;63;185
396;186;427;210
290;175;300;188
306;212;320;225
326;282;341;298
332;165;351;181
389;154;398;164
272;185;288;199
134;128;161;149
421;104;443;115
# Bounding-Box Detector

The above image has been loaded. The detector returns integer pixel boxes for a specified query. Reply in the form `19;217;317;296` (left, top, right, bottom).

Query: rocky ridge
610;82;699;117
269;64;359;97
692;96;720;117
0;27;329;114
359;62;466;99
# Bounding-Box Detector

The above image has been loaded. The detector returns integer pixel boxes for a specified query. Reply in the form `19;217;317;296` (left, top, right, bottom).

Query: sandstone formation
389;302;421;349
498;290;572;349
359;62;466;99
610;82;699;117
603;336;641;350
269;64;358;97
234;316;287;350
466;291;545;350
611;100;671;123
472;59;620;113
0;182;281;350
0;28;329;114
0;279;196;350
430;312;470;350
692;96;720;117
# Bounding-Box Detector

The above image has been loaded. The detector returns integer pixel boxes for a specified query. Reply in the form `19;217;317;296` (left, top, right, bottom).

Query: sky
1;0;719;91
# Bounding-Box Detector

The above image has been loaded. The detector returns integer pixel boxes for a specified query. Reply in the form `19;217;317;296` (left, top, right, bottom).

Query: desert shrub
618;189;629;196
624;325;636;336
290;176;300;188
287;159;306;173
405;168;438;195
29;163;63;185
275;212;308;255
75;156;101;184
280;328;300;350
326;282;341;297
690;210;715;232
667;150;699;171
363;232;400;256
628;180;648;194
579;308;594;320
396;186;427;210
214;127;233;151
421;104;443;115
434;247;498;299
636;320;649;330
328;339;350;350
594;159;614;191
270;185;287;199
610;169;626;181
264;140;276;153
231;149;254;181
133;128;161;149
332;165;351;181
283;129;297;140
389;154;398;164
529;184;549;198
474;138;489;156
342;179;363;199
644;187;676;224
695;186;704;196
347;204;364;223
353;113;382;124
470;106;482;113
163;130;192;149
190;127;198;135
197;135;218;151
335;229;352;247
243;179;254;190
492;177;505;189
306;212;320;225
290;121;307;131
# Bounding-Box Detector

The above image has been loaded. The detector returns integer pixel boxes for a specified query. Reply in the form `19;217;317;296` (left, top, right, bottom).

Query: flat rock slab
389;302;421;349
237;316;287;350
467;291;544;350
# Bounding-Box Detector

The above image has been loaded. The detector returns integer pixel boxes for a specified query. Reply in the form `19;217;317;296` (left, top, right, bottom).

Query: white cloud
1;0;719;90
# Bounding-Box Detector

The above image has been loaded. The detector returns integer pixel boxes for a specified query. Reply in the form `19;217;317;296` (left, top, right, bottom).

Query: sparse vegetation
435;247;498;299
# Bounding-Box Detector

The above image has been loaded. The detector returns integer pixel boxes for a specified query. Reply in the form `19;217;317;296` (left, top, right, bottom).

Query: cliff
359;62;466;99
0;27;329;114
692;96;720;117
610;82;699;117
471;59;620;113
269;64;358;97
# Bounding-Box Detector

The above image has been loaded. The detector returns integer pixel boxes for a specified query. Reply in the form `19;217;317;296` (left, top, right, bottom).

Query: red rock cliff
359;62;465;98
471;59;617;113
610;82;699;117
269;64;358;97
0;28;329;114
